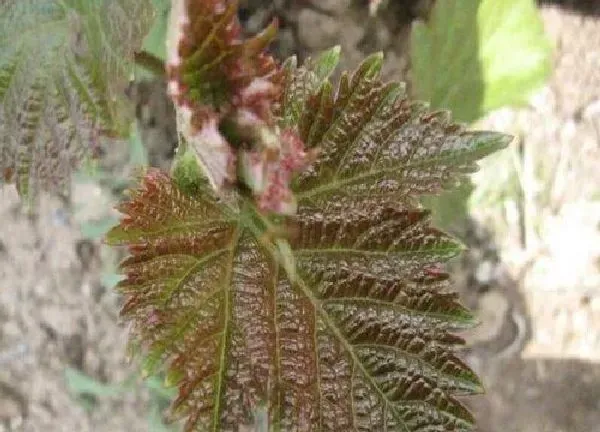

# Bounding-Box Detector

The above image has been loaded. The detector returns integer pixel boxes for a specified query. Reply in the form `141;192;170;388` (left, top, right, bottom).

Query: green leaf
146;375;178;401
411;0;552;123
142;0;170;62
311;45;342;83
65;367;128;398
106;51;510;430
170;148;210;197
80;216;120;240
0;0;154;197
129;122;149;168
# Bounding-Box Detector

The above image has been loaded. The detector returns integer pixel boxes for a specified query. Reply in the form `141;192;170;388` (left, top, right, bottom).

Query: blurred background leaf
101;272;126;290
143;0;170;62
0;0;154;199
128;122;150;168
65;367;131;401
65;367;178;430
80;216;120;240
411;0;551;230
412;0;552;123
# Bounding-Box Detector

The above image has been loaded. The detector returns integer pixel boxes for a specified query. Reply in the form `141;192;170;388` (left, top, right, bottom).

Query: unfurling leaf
166;0;311;214
109;52;510;431
166;0;280;113
0;0;154;198
166;0;280;188
410;0;539;228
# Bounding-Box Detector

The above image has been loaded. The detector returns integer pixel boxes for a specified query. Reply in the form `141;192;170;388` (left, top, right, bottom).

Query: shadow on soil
466;356;600;432
453;220;600;432
539;0;600;15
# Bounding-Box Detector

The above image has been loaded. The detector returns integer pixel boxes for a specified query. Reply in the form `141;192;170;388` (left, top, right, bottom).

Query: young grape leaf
108;54;510;431
0;0;154;197
166;0;314;214
108;170;479;431
289;53;511;208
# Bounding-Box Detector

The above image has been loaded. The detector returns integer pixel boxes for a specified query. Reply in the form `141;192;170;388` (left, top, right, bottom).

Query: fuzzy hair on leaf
108;46;510;431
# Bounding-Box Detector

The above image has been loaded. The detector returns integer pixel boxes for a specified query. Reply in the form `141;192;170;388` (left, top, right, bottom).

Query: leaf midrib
212;226;241;432
292;275;410;432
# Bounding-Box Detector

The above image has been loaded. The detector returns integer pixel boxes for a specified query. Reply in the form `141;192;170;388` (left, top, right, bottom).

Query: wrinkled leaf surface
108;53;510;431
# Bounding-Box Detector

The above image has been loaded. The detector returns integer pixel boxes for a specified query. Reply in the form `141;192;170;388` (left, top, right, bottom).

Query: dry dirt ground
1;1;600;431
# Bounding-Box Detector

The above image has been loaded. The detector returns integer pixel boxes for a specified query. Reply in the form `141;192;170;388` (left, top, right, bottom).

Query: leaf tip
495;132;515;149
370;50;385;65
359;51;384;77
331;44;341;54
104;222;125;245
